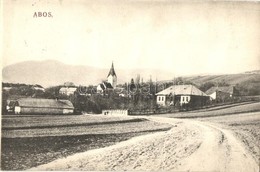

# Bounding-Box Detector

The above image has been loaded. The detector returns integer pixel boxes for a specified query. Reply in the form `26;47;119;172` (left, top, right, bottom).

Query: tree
129;78;136;92
217;80;229;87
199;82;216;92
2;90;9;114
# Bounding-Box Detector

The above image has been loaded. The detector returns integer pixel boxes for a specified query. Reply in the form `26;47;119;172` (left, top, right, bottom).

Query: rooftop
156;84;208;96
16;98;74;109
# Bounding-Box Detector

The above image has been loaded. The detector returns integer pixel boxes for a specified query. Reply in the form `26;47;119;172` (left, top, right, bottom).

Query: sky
2;0;260;76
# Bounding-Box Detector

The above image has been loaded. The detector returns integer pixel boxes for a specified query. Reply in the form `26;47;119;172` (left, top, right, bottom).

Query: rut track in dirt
30;117;259;172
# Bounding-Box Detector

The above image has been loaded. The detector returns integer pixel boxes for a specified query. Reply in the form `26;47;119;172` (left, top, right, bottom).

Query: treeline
2;83;43;88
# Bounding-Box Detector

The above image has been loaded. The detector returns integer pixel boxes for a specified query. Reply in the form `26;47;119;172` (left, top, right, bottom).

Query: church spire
107;62;117;77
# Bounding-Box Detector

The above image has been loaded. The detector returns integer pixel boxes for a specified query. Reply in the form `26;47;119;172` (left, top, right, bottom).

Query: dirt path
29;117;259;172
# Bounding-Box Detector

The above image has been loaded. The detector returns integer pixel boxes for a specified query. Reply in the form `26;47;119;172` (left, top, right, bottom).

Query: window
162;97;164;101
158;97;161;101
186;97;189;101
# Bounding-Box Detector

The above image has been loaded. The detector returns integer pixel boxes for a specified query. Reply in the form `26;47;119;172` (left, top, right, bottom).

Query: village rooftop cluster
3;62;241;115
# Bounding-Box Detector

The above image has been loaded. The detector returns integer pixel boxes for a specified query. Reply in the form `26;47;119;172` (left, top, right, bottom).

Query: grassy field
1;115;172;170
2;115;142;128
161;101;260;118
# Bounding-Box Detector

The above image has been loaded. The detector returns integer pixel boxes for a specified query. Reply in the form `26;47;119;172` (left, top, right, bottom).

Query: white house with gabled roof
156;84;209;107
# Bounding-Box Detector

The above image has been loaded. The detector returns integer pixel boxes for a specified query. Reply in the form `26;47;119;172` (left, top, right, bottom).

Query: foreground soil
30;117;259;172
1;130;170;170
1;115;172;170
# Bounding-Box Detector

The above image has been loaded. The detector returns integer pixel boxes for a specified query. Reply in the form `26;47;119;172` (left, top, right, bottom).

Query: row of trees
3;76;260;114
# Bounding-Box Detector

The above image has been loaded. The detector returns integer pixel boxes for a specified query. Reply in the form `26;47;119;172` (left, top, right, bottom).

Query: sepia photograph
1;0;260;171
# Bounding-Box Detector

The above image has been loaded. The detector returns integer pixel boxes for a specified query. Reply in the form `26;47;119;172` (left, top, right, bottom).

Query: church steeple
107;62;117;88
107;62;117;77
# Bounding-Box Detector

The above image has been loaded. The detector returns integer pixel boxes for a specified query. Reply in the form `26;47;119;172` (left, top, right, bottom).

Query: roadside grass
162;102;260;118
189;101;254;113
1;115;172;170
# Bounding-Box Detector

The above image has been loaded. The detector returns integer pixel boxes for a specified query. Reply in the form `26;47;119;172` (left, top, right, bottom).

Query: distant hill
2;60;175;87
184;72;260;86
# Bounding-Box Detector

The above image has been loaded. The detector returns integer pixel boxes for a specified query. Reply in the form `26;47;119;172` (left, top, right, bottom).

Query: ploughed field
1;115;172;170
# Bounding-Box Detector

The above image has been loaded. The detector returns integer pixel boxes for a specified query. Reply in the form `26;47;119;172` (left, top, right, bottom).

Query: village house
59;82;77;96
31;84;45;92
97;62;117;94
205;86;239;101
156;84;209;107
13;98;74;114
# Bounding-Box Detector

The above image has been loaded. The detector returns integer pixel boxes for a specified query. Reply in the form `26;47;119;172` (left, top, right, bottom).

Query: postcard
1;0;260;171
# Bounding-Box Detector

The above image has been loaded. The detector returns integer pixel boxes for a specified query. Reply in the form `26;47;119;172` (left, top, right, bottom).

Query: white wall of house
14;106;21;114
157;95;166;106
209;92;217;100
97;84;103;93
59;87;77;96
180;96;190;105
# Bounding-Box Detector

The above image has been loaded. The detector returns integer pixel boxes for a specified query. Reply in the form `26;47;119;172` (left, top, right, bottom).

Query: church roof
107;62;117;77
98;82;113;90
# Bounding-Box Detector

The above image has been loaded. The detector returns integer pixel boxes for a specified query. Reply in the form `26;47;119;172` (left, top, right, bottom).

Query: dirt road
30;117;259;172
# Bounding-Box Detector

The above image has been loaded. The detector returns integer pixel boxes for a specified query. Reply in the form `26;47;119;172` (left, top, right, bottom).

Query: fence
128;108;179;115
102;109;128;116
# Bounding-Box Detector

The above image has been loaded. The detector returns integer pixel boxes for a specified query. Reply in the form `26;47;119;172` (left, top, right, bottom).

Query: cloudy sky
3;0;260;75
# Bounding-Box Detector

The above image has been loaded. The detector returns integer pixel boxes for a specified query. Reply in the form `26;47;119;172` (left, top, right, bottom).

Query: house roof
16;98;74;109
205;86;234;95
33;84;44;88
107;62;117;77
64;82;75;87
156;85;208;96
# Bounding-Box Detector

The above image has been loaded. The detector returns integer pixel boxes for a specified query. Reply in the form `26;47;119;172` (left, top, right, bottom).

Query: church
97;62;117;93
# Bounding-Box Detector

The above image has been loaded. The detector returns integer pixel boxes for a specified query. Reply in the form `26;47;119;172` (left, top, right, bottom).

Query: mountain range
2;60;176;87
3;60;260;88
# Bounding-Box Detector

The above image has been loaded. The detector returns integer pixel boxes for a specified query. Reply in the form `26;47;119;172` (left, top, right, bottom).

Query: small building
59;87;77;95
14;98;74;114
31;84;45;92
102;109;128;116
97;82;113;94
59;82;77;96
205;86;239;101
156;84;209;107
